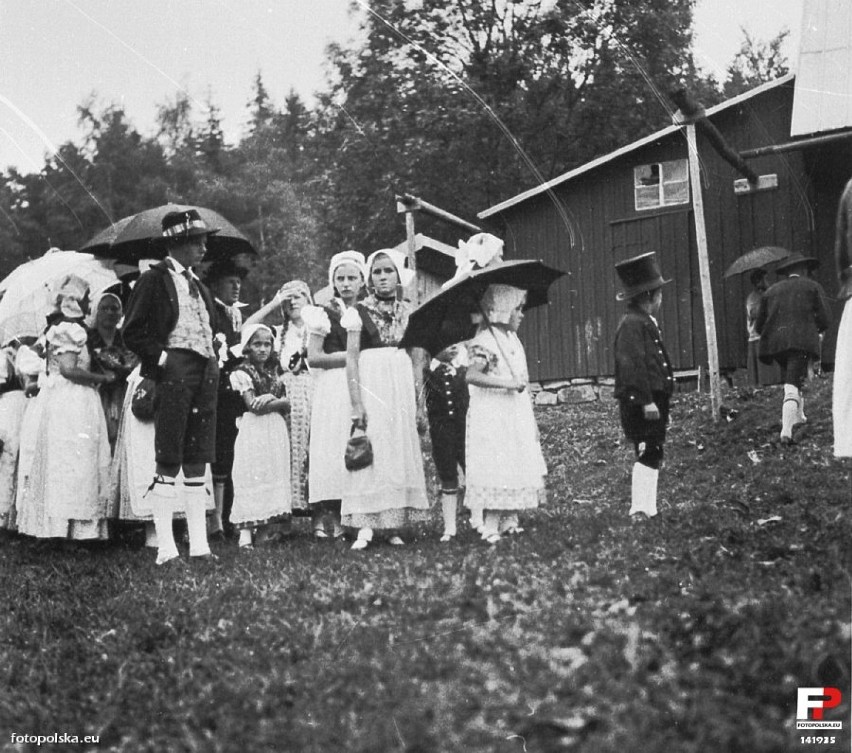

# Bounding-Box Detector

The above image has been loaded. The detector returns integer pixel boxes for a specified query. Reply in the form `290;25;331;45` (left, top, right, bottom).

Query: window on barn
633;159;689;211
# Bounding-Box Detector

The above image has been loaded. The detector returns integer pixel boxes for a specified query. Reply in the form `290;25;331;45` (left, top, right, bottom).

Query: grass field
0;376;850;752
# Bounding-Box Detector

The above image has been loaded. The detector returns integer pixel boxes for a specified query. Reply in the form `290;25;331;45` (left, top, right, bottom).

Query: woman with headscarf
341;248;430;550
87;291;137;452
16;275;113;540
244;279;315;516
301;252;367;540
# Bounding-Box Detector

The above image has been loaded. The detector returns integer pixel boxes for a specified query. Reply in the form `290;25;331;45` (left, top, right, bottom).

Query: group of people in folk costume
3;176;851;561
0;211;549;562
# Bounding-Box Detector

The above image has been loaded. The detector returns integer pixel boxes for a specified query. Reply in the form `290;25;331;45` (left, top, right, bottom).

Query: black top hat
161;209;219;241
774;251;819;274
615;252;671;301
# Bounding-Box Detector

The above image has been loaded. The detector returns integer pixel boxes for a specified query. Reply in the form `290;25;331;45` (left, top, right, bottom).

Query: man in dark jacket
204;260;248;540
123;209;220;564
613;252;674;518
756;252;831;444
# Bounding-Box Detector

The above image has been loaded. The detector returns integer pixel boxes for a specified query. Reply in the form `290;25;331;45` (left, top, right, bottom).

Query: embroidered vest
166;277;215;358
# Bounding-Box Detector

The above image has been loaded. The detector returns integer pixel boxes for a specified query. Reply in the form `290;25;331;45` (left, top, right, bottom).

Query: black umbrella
723;246;790;278
81;204;257;263
399;258;565;356
80;216;135;256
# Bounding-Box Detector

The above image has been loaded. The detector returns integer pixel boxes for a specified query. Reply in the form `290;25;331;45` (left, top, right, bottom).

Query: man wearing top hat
756;251;831;445
613;252;674;519
123;209;220;564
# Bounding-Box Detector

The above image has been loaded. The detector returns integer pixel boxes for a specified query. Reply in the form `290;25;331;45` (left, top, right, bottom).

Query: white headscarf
328;250;367;291
85;291;122;329
232;323;274;358
366;248;416;289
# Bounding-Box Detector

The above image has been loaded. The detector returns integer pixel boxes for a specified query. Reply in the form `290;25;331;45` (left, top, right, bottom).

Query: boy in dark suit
613;252;674;518
204;260;248;541
756;252;831;444
123;209;220;564
424;344;470;540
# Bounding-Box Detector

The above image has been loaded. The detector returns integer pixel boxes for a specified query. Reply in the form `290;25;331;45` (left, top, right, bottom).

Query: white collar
167;256;191;276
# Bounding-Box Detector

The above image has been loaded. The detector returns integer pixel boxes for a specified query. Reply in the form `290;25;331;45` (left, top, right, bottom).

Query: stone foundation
531;371;703;405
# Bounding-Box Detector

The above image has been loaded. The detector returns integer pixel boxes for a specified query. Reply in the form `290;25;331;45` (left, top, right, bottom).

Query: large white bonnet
475;284;526;325
50;273;90;319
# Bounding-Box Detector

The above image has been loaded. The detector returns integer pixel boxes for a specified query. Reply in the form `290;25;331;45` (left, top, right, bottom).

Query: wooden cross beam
669;87;759;184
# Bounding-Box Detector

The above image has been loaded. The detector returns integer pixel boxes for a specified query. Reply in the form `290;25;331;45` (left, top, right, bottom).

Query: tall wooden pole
396;193;482;307
404;209;419;304
686;123;722;422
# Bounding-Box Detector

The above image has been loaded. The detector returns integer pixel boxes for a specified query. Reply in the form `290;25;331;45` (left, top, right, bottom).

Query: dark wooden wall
489;80;847;382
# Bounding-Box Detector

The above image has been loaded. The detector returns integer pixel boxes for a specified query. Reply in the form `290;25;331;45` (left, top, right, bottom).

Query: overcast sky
0;0;802;174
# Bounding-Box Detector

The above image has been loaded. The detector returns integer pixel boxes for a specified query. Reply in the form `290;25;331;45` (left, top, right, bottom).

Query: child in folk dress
465;284;547;544
229;324;291;549
425;344;470;541
242;279;316;521
613;252;674;518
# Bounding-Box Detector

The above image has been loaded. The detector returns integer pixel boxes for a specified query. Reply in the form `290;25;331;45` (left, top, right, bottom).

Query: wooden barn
478;72;852;385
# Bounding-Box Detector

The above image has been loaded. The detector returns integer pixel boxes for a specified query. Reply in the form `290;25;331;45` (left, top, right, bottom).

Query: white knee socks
238;528;253;548
144;521;158;548
441;492;458;537
150;476;179;565
183;480;211;557
469;504;484;532
208;481;225;535
482;510;501;538
781;384;801;440
498;513;519;534
629;462;659;517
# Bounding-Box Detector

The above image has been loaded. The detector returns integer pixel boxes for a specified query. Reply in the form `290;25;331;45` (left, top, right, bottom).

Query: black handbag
344;421;373;471
131;377;157;421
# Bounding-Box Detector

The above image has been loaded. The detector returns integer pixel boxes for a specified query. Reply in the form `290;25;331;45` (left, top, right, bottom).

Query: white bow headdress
443;233;504;288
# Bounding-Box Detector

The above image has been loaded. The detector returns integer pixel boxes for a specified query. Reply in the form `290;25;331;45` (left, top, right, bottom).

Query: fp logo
797;687;842;720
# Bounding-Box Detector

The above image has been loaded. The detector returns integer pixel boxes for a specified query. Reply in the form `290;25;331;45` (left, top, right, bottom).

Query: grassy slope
0;378;849;753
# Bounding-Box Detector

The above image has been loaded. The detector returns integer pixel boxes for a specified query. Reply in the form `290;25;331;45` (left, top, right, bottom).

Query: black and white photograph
0;1;850;751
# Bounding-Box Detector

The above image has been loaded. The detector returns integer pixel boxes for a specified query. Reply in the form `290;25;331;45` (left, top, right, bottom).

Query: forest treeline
0;0;788;303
